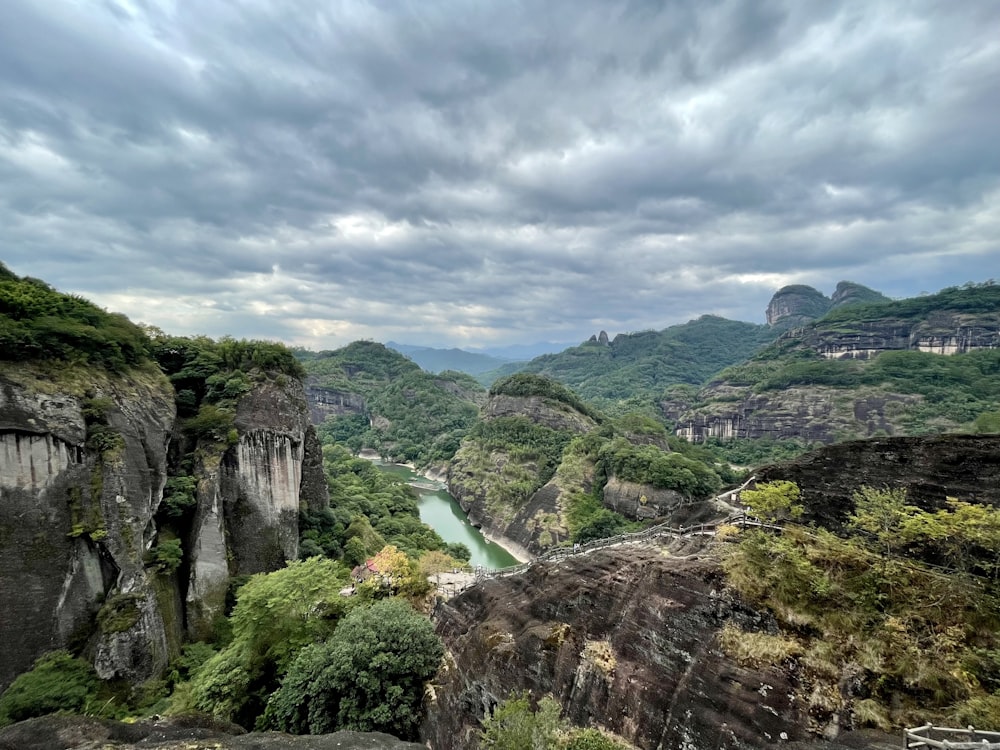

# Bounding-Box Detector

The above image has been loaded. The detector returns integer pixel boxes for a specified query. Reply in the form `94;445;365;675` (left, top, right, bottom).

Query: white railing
905;725;1000;749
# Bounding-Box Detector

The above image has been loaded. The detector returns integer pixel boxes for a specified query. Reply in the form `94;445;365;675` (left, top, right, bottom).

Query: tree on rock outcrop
261;598;443;739
741;480;803;522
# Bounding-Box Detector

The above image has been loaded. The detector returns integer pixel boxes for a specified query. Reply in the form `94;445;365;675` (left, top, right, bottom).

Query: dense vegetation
303;341;483;465
261;598;443;738
481;692;630;749
479;316;777;413
675;283;1000;463
299;444;468;563
725;483;1000;728
0;263;150;372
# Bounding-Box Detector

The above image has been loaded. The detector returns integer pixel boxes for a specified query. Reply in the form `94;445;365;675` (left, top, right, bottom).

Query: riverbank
362;456;527;568
481;530;530;564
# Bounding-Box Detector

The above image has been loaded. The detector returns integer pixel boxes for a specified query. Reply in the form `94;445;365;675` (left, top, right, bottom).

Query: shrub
0;651;98;726
262;598;443;738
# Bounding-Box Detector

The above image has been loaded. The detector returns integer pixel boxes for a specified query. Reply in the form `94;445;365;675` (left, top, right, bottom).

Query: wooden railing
905;725;1000;749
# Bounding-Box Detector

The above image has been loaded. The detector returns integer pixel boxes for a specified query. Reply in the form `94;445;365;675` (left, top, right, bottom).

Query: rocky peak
830;280;890;309
765;285;831;328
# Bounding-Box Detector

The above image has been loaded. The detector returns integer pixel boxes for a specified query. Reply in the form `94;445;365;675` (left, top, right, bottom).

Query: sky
1;1;999;351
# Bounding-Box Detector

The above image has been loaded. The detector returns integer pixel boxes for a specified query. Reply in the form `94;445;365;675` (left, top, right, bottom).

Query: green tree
848;486;914;556
192;557;351;726
0;651;98;726
479;692;565;750
262;598;444;738
741;480;803;522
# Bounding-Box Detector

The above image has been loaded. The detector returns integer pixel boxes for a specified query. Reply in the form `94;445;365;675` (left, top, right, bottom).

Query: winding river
374;462;519;569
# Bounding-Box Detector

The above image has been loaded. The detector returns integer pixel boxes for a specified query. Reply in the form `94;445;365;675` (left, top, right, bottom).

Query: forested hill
477;315;778;413
668;282;1000;456
297;341;485;465
0;262;150;373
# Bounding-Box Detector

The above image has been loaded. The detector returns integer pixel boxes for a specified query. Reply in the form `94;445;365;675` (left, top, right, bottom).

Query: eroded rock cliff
0;365;328;688
425;542;810;750
186;378;329;639
0;364;175;691
754;433;1000;529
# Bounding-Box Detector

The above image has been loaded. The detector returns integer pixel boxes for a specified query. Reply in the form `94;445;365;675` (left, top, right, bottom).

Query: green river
374;462;520;569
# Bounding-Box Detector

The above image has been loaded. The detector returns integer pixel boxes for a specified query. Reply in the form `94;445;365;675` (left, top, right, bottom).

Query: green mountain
385;341;518;375
669;282;1000;463
299;341;485;465
477;315;779;413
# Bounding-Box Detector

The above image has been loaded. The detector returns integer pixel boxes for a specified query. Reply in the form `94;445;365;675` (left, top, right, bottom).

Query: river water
374;463;519;569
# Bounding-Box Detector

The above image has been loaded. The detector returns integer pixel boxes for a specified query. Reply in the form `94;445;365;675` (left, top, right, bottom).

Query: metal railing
905;725;1000;749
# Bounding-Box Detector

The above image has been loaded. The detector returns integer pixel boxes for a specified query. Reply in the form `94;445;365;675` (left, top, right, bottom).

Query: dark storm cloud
1;0;998;347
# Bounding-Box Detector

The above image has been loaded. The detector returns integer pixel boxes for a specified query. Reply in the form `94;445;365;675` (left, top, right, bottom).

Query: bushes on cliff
480;692;630;749
0;269;150;372
191;558;353;726
723;486;1000;728
0;651;98;727
490;373;601;422
261;598;443;738
597;438;722;497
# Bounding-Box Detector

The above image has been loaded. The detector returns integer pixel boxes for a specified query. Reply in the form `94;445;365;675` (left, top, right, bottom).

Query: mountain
299;341;485;466
766;280;890;329
476;315;780;410
384;341;517;375
668;282;1000;458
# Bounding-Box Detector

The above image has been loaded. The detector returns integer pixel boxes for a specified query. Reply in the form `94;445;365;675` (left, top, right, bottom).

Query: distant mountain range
384;340;575;375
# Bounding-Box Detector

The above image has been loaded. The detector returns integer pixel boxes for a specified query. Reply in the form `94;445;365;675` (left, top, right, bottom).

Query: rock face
829;281;890;310
766;285;832;328
186;378;329;639
424;543;809;750
601;476;688;520
448;394;596;554
0;366;175;691
765;281;889;330
304;384;366;424
483;394;597;434
670;385;920;444
0;367;327;689
754;434;1000;529
0;715;424;750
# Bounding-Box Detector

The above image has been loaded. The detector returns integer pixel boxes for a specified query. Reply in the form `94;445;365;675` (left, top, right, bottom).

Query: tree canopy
262;598;444;738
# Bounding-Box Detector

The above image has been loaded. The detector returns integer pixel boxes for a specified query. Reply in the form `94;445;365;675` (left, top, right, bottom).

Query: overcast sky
2;1;998;350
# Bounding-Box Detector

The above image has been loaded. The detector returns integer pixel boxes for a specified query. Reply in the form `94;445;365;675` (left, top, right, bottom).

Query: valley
2;265;999;749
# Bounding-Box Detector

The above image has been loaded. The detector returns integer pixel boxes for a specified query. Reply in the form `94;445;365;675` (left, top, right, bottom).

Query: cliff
754;433;1000;529
0;363;175;691
673;284;1000;446
671;385;920;444
305;384;366;424
0;364;328;689
765;281;888;330
448;389;596;554
766;284;832;328
425;542;815;750
185;378;329;639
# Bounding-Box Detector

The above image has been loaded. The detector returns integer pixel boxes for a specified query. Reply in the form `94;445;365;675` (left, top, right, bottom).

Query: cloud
1;0;998;348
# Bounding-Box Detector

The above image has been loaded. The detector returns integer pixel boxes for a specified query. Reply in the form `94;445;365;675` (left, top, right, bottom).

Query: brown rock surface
425;542;809;750
0;715;423;750
755;433;1000;529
